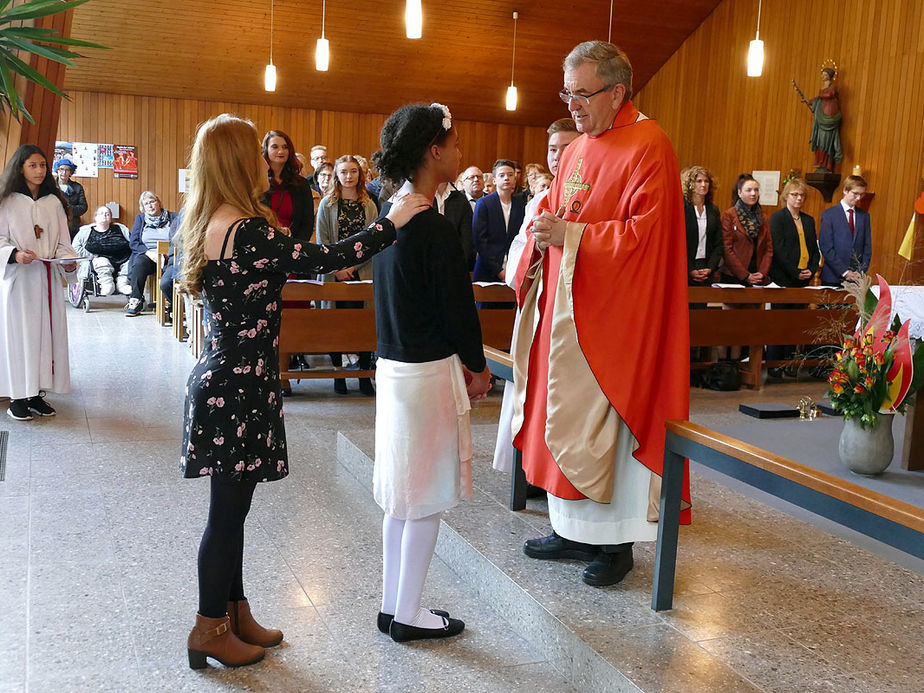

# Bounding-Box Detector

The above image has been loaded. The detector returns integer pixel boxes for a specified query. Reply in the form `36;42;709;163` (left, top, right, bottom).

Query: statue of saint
808;67;842;172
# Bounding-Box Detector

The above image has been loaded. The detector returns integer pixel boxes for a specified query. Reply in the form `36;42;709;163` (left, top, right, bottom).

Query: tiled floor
1;296;922;692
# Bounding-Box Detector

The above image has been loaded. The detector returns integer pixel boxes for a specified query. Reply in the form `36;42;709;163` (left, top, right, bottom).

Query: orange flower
832;382;844;394
864;376;875;388
854;384;866;394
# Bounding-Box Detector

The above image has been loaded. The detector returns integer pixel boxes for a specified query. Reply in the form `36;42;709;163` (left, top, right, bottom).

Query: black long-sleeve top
373;207;486;373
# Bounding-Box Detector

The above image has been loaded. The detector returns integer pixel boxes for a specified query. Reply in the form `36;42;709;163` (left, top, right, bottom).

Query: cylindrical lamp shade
747;39;764;77
264;63;277;91
406;0;422;39
506;85;518;111
316;38;329;71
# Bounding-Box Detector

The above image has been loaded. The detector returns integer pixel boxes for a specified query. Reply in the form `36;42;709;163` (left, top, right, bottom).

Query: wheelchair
67;262;102;313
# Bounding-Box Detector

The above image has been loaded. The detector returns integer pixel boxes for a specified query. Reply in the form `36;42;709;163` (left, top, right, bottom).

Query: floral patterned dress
181;215;395;482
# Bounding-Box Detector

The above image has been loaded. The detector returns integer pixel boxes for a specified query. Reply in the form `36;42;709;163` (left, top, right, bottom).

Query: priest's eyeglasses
558;85;613;106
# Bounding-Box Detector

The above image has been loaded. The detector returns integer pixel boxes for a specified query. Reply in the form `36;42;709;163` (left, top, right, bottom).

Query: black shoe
334;380;348;395
26;395;55;417
582;547;634;587
390;615;465;643
767;367;785;381
525;483;546;499
7;399;32;421
125;297;143;316
377;609;450;634
358;378;375;396
523;532;599;561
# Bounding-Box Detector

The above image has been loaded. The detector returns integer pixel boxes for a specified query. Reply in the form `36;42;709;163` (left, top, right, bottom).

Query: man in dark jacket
54;157;88;239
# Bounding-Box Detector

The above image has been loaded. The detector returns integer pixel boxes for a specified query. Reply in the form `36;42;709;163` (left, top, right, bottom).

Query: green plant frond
910;343;924;395
3;49;68;98
2;35;80;64
0;0;91;24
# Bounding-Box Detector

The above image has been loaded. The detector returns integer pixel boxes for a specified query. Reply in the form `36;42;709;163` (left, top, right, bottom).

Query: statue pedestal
806;172;841;202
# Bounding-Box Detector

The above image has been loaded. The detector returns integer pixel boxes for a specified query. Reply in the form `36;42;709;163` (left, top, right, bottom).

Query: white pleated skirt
374;355;474;520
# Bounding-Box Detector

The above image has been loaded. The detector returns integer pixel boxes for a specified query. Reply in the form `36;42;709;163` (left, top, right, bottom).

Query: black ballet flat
390;615;465;643
377;610;449;634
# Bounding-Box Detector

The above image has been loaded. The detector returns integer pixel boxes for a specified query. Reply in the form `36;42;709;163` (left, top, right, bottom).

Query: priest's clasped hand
532;210;567;250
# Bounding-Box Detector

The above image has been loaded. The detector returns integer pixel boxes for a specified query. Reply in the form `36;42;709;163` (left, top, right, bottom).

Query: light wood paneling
636;0;924;285
56;91;550;219
61;0;721;128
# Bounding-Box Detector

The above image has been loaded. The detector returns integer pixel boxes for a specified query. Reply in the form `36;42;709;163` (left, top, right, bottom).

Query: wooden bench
155;240;171;325
652;420;924;611
689;286;854;389
278;281;517;391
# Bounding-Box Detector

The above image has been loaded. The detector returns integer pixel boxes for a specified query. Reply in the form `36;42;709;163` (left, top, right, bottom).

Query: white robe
0;192;76;399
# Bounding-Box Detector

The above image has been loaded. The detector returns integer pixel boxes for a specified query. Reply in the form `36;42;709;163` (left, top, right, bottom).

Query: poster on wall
98;144;114;169
113;145;138;179
752;170;781;207
71;142;99;178
53;141;73;172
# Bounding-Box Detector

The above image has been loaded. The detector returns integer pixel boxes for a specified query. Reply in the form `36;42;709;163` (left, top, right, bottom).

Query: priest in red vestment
511;41;691;587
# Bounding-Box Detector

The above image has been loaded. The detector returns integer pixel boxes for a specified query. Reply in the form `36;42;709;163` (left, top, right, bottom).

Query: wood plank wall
55;91;550;223
635;0;924;285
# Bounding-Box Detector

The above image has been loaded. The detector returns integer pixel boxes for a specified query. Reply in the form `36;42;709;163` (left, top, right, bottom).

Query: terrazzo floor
1;296;921;692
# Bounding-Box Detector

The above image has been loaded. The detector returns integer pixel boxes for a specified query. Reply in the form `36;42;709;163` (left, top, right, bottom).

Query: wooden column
17;8;75;155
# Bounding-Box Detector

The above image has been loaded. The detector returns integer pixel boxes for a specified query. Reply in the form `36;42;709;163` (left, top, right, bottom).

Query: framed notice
71;142;99;178
178;168;191;193
53;141;73;171
113;145;138;179
752;170;780;207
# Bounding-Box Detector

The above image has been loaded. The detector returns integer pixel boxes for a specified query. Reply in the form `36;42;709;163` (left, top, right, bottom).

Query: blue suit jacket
818;204;872;285
472;192;526;282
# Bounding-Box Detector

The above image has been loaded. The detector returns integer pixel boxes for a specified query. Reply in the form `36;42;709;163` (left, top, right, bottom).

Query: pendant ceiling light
265;0;276;91
505;11;519;111
316;0;329;71
747;0;764;77
406;0;422;39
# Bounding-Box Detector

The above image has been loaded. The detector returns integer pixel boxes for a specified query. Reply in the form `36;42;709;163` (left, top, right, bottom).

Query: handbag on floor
701;361;741;391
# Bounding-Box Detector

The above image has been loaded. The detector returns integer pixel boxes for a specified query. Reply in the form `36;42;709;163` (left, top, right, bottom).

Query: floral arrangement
827;275;924;429
431;102;452;131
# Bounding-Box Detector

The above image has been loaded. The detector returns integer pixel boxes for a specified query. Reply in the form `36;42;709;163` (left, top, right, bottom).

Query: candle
852;164;862;176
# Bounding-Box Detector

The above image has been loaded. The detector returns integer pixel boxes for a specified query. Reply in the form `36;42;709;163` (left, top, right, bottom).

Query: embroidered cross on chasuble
561;157;591;214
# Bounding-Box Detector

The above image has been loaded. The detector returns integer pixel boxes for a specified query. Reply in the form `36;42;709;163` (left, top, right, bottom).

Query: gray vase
838;413;894;476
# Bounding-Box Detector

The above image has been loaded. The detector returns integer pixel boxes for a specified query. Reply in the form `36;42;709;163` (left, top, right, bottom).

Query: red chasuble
512;101;692;522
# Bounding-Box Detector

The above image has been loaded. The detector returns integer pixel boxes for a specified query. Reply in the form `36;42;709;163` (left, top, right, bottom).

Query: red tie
848;208;855;238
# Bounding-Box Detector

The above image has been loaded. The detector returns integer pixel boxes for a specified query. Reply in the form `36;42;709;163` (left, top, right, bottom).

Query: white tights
381;512;445;628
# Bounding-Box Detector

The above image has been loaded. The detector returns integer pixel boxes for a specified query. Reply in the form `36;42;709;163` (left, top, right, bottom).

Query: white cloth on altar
374;355;473;520
870;285;924;341
0;193;76;399
492;189;549;473
548;416;658;545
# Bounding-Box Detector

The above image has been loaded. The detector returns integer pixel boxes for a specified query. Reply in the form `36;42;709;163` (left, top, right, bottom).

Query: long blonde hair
178;114;278;294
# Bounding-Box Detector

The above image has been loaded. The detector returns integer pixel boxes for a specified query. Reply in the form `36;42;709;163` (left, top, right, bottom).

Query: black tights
197;475;258;618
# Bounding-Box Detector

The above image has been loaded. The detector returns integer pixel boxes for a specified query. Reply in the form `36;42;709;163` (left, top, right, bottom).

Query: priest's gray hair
563;41;633;103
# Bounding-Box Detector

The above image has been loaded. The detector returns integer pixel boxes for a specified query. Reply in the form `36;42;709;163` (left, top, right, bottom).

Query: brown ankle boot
228;599;284;647
187;613;265;669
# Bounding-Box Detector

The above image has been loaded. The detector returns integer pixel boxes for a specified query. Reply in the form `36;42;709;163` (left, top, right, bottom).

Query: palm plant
0;0;107;123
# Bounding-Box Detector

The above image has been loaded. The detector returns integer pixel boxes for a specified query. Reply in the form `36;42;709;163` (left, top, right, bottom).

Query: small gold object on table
798;396;818;421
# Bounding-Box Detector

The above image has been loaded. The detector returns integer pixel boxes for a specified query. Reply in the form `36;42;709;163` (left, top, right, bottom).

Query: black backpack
701;361;741;391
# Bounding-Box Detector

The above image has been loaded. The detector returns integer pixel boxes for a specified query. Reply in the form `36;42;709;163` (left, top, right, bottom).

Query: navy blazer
768;209;819;287
818;203;872;285
472;192;526;282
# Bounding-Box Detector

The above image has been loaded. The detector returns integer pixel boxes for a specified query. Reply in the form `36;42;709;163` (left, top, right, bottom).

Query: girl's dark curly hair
373;104;452;185
0;144;68;213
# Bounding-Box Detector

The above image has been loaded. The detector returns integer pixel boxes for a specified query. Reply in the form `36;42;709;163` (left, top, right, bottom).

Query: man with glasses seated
511;41;691;587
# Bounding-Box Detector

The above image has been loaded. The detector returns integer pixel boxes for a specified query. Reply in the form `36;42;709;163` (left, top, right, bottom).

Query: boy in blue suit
472;159;526;283
818;175;872;286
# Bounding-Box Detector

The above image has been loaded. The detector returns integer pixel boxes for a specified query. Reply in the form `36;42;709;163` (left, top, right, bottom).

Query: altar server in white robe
0;144;77;421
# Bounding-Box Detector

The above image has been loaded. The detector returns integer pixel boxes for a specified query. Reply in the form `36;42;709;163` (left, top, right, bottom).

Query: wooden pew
689;286;854;389
652;420;924;611
155;240;171;325
483;346;528;511
278;281;517;391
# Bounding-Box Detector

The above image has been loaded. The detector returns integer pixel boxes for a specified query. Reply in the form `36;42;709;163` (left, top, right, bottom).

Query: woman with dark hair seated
260;130;314;241
177;113;427;669
372;103;491;643
126;191;179;316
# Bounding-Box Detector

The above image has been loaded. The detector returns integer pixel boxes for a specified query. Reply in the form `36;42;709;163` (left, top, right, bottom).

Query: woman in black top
681;165;722;287
371;103;491;644
176;113;427;669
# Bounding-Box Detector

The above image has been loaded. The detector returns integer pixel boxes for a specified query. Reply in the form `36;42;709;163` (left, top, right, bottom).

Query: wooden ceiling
63;0;721;126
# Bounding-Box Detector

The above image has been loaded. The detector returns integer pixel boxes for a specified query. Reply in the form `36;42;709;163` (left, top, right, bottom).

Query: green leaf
3;35;80;64
0;0;91;24
910;343;924;398
2;49;68;99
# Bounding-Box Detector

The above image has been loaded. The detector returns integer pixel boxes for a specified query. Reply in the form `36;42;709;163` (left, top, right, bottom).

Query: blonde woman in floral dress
177;113;427;669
